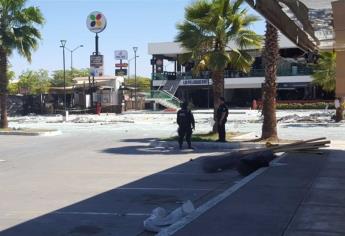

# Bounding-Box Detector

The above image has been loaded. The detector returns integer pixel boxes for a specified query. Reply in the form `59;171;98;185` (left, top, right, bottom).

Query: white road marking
117;187;224;191
53;211;150;216
157;154;286;236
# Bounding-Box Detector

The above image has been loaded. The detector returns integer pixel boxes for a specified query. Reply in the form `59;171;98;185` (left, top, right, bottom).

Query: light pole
133;46;138;110
65;45;83;71
127;55;139;79
60;40;67;115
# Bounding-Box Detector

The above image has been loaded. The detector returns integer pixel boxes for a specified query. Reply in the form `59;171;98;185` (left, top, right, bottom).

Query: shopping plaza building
148;34;332;108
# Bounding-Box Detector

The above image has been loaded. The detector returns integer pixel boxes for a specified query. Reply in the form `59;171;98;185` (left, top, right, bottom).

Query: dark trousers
178;128;192;148
218;122;226;141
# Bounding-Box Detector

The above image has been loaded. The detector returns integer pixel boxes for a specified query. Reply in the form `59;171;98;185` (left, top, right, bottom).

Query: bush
276;102;335;110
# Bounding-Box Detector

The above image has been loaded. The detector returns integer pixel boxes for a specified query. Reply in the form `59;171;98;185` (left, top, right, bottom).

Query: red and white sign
115;63;128;68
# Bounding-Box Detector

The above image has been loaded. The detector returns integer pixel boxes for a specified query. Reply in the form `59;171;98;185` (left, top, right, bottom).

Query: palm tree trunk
0;48;9;128
212;70;224;132
261;22;278;140
335;97;344;122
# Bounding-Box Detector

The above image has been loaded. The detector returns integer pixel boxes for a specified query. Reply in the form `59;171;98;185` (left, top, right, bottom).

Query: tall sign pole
95;33;99;55
86;11;107;77
86;11;107;108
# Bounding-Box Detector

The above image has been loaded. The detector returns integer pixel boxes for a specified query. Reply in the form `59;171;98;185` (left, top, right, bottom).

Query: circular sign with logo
86;11;107;33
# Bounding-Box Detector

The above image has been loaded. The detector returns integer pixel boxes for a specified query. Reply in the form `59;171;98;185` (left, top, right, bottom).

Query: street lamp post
127;56;139;80
65;45;83;71
60;40;67;116
133;47;138;110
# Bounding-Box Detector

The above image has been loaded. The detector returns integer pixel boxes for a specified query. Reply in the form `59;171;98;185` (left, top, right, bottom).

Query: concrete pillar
332;1;345;98
335;51;345;97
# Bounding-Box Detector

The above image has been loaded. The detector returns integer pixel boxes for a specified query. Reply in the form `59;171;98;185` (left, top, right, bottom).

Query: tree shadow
102;144;229;156
119;138;160;143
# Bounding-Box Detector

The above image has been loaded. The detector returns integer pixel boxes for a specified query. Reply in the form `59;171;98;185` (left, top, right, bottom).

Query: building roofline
148;33;298;56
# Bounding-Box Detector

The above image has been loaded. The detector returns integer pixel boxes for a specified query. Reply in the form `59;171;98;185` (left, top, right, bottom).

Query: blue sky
10;0;265;78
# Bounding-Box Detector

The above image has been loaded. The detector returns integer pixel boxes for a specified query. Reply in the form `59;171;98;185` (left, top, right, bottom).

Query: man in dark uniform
177;102;195;149
216;97;228;142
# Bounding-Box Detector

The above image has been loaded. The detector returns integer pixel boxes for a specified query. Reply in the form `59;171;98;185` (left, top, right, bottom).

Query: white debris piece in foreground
143;200;195;232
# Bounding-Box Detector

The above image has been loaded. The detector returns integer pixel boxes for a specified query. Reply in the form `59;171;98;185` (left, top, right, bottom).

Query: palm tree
312;51;336;92
261;21;279;140
175;0;262;129
0;0;44;128
312;51;343;122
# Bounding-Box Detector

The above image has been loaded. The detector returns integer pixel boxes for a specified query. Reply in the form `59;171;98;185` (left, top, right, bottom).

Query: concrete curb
232;132;258;141
0;130;62;136
151;140;264;150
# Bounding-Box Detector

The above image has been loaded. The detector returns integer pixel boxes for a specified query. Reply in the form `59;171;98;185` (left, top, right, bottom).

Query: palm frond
241;14;261;27
232;0;244;14
0;0;44;61
207;51;228;71
176;0;260;72
185;0;210;22
228;49;253;73
234;29;263;49
312;51;336;92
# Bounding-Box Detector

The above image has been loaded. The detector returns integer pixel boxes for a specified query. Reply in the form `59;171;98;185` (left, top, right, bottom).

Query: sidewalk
171;146;345;236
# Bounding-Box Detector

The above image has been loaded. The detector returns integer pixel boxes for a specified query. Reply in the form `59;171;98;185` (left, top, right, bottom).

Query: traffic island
156;132;262;150
0;128;61;136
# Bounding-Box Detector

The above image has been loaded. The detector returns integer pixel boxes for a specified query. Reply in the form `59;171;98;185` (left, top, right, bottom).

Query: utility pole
133;47;138;110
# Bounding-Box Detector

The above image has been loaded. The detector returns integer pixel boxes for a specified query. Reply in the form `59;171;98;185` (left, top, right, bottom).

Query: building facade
148;34;333;108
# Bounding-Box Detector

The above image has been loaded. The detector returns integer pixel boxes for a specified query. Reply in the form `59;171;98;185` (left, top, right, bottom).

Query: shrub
276;102;335;109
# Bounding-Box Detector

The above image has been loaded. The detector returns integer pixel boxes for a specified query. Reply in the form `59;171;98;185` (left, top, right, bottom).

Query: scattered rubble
5;110;345;140
278;112;333;123
202;137;330;175
144;200;195;233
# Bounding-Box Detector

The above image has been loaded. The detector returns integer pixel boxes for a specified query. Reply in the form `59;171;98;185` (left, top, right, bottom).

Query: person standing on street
216;97;229;142
177;102;195;149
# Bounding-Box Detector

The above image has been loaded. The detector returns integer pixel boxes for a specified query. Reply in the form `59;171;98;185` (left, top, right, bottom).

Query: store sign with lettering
181;79;211;86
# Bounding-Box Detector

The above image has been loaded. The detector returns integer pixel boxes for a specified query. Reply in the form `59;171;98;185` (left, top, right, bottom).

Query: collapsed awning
245;0;344;52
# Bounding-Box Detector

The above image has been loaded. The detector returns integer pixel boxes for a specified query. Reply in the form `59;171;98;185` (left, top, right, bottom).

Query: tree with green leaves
7;77;17;95
0;0;44;128
51;68;90;87
312;51;343;122
175;0;262;129
17;69;51;95
125;76;151;92
6;65;17;94
312;51;336;93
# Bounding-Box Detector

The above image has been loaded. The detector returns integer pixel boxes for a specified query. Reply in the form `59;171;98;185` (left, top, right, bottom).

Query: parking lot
0;132;242;236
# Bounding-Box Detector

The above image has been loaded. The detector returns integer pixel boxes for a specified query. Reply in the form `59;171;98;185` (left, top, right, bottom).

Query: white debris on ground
277;111;335;123
7;109;345;141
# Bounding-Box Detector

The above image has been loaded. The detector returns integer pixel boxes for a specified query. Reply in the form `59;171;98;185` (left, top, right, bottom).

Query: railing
224;67;313;78
152;67;313;80
145;90;181;108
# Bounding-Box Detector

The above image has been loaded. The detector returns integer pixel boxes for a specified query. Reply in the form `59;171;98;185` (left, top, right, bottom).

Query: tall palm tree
175;0;262;129
261;21;279;140
0;0;44;128
312;51;343;122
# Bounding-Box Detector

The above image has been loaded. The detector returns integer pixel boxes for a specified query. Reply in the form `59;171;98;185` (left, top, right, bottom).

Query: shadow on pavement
120;138;160;143
102;145;227;156
103;137;232;156
0;151;241;236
